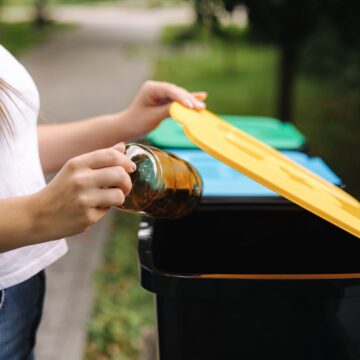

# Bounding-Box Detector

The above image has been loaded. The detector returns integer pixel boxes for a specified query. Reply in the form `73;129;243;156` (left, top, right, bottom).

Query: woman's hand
124;80;207;138
32;143;136;241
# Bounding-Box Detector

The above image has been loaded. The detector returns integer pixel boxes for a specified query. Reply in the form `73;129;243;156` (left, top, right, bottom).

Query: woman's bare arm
38;81;207;173
0;145;135;252
38;111;131;173
0;195;42;252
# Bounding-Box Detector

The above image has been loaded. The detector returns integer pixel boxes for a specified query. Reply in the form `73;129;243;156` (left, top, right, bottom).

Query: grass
0;21;68;56
85;213;155;360
156;42;278;115
3;0;120;5
2;0;173;6
51;0;119;4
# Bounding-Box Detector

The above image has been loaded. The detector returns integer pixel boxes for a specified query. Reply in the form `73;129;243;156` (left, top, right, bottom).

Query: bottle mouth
123;143;162;213
123;143;203;219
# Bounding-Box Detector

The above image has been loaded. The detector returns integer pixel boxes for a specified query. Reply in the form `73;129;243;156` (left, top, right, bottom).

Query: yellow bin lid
170;102;360;239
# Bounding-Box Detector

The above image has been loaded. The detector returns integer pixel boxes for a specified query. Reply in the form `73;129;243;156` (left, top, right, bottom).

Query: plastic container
118;143;203;219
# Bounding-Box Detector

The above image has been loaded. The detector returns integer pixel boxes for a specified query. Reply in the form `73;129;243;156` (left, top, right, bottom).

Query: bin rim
149;267;360;280
198;273;360;280
140;265;360;298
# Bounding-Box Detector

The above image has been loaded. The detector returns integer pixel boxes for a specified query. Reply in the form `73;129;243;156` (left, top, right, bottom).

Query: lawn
1;0;174;6
85;213;154;360
0;21;68;56
3;0;120;5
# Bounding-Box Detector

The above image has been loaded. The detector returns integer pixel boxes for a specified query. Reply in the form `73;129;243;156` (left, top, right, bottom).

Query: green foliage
85;213;155;360
241;0;325;46
301;20;360;92
193;0;360;49
189;1;360;121
161;22;249;46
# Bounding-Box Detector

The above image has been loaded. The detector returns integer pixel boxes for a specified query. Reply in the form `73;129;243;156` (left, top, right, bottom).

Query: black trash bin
137;150;360;360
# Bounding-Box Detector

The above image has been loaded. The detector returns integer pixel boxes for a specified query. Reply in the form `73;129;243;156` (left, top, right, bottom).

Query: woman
0;43;206;359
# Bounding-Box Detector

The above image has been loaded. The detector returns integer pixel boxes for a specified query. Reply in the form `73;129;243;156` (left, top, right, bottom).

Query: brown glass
118;144;203;219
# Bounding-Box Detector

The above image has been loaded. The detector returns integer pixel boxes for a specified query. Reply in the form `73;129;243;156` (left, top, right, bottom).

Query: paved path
17;5;192;360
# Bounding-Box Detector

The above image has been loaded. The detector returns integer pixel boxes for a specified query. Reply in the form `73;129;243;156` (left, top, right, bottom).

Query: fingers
192;91;208;101
91;188;127;208
92;166;132;196
113;142;126;153
87;207;109;224
170;85;207;110
69;145;136;172
156;82;207;110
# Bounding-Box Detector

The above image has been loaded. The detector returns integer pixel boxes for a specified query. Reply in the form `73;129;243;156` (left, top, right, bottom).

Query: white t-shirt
0;44;68;290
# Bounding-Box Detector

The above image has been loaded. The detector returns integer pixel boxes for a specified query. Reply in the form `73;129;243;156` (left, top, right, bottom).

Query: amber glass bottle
118;143;203;218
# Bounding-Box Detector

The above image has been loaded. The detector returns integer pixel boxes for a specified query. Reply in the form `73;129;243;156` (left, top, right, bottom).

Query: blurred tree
190;0;313;121
193;0;204;25
190;0;360;122
192;0;222;33
33;0;51;28
202;0;359;121
327;0;360;49
184;0;360;121
239;0;325;122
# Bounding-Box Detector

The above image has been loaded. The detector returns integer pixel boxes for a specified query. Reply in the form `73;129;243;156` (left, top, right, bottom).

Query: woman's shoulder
0;44;22;69
0;44;40;115
0;44;32;80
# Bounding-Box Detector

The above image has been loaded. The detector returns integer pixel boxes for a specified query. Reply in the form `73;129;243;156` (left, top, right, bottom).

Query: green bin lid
148;115;306;150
